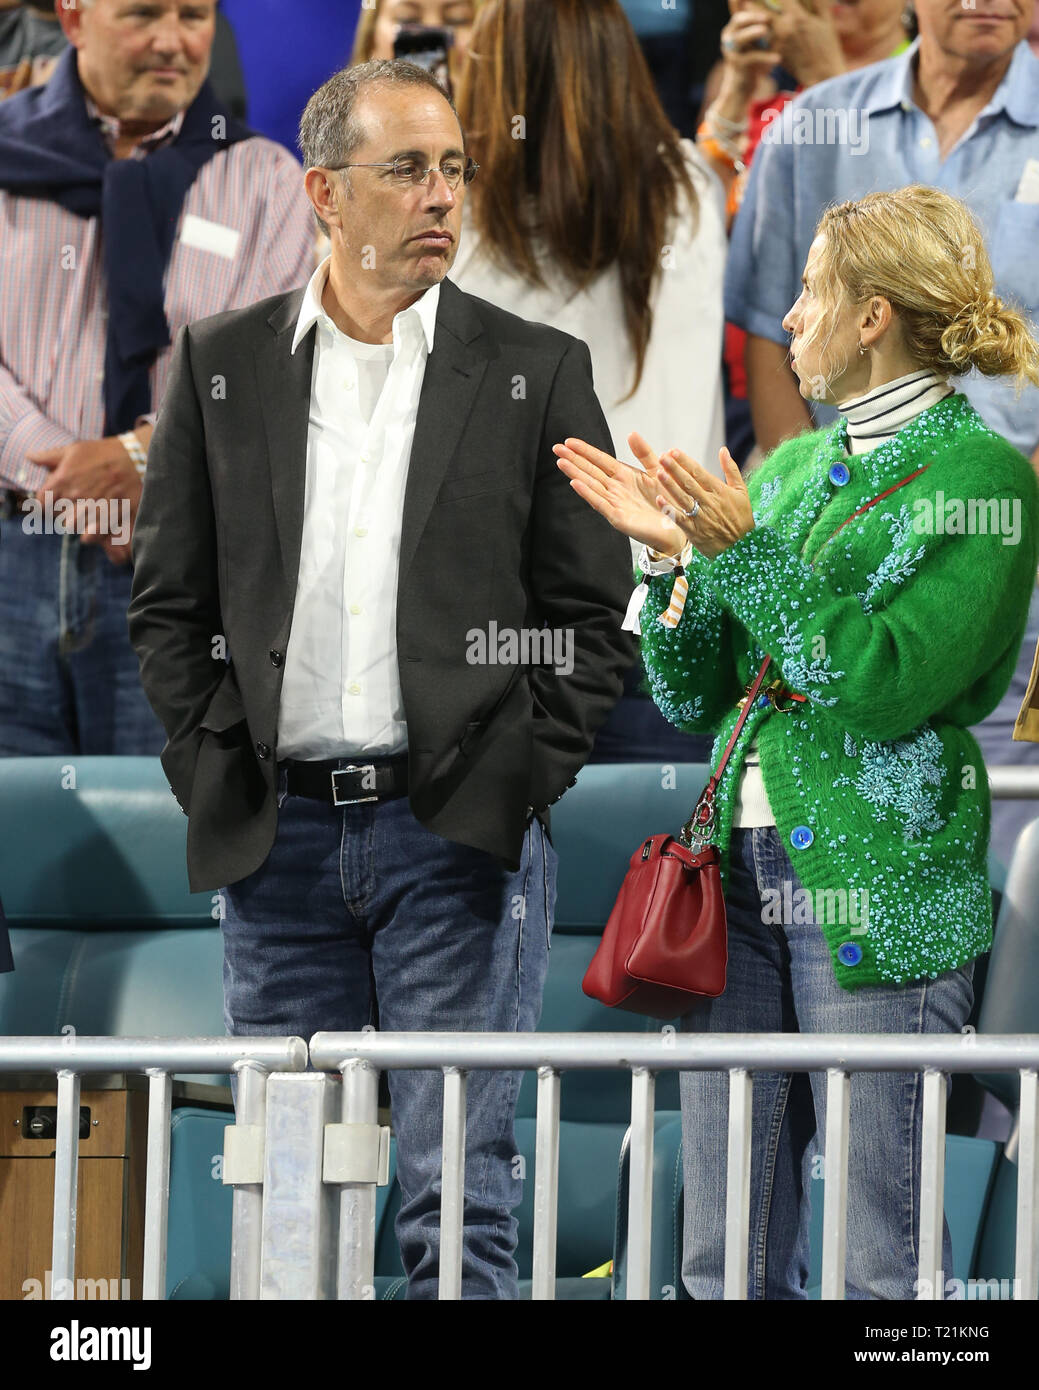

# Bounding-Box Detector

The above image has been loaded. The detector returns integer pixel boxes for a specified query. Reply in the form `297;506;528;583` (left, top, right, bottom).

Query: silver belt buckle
331;763;379;806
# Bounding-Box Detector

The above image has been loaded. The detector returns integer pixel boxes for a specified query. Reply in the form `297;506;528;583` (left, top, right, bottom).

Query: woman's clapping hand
655;445;756;560
555;434;755;561
553;432;687;558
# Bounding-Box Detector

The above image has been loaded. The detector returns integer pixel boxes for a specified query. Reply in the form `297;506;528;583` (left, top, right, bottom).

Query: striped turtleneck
733;368;957;828
839;369;954;456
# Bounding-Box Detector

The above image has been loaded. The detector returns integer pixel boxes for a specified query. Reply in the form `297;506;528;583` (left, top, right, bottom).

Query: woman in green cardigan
555;184;1039;1299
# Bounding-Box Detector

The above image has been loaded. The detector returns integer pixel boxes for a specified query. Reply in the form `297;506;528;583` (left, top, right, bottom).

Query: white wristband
637;541;692;575
119;430;147;479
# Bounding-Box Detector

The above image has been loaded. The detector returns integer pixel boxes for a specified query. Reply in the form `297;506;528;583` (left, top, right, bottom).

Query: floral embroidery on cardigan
776;612;844;706
833;725;947;841
858;505;927;614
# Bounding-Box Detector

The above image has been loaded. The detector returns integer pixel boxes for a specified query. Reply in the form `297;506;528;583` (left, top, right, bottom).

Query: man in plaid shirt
0;0;315;755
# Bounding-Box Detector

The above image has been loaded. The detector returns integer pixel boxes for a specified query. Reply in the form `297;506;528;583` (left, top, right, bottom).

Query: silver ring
682;500;700;518
722;37;737;52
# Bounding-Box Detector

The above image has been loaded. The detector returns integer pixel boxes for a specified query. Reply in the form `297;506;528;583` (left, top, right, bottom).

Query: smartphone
393;24;455;97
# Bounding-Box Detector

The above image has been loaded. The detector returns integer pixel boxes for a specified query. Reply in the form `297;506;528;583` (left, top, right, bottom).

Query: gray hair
299;61;462;234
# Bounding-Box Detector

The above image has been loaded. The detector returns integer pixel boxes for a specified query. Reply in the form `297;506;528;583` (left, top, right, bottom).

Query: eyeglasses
328;156;479;190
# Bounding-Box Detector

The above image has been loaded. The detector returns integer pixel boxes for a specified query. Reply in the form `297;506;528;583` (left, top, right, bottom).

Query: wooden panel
0;1158;129;1300
0;1089;130;1159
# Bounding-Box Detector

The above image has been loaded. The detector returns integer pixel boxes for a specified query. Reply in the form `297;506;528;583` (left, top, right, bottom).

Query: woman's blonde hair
804;185;1039;394
351;2;382;63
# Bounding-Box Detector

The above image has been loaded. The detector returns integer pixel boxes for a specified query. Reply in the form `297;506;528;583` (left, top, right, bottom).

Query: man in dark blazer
127;59;636;1299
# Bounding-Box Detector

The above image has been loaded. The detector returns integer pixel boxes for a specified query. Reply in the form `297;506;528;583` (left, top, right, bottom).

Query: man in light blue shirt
727;12;1039;463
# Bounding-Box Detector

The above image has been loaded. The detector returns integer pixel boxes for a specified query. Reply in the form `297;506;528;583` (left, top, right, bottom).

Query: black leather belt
283;756;409;807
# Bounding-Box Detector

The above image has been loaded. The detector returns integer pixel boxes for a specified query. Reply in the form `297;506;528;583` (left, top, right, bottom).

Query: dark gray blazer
128;276;638;893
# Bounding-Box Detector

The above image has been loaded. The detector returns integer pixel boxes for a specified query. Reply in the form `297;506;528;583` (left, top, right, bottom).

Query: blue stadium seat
0;757;233;1299
0;757;221;1076
9;756;1022;1299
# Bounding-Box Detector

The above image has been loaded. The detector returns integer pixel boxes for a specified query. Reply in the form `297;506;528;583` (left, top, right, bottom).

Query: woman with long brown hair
452;0;728;759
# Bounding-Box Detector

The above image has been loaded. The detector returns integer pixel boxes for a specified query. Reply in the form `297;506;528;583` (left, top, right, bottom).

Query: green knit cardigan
640;392;1039;990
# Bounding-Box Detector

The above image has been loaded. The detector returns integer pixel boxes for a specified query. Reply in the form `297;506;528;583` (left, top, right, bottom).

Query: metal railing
0;1036;307;1300
307;1030;1039;1301
986;767;1039;798
1;765;1037;1300
2;1031;1037;1301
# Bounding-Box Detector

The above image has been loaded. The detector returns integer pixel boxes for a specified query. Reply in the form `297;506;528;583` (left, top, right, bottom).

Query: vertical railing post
1015;1068;1039;1301
625;1067;656;1301
724;1067;753;1300
50;1069;81;1300
142;1069;173;1301
917;1069;948;1300
820;1068;850;1301
336;1059;381;1301
229;1060;268;1301
531;1066;561;1301
439;1067;467;1301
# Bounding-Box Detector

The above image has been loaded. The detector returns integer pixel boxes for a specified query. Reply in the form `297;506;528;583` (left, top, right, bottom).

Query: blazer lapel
397;278;489;589
254;289;313;594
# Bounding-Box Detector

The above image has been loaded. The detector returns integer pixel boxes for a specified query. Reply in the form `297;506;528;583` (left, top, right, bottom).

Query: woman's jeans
679;826;975;1300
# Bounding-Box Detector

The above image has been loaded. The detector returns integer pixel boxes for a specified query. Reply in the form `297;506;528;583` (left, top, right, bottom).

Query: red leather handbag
582;654;773;1020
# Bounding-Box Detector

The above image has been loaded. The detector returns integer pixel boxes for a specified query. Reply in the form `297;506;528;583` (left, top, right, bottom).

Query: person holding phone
350;0;483;94
699;0;914;216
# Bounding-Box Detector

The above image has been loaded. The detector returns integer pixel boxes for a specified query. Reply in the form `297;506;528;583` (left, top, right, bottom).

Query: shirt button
347;682;361;695
255;741;271;760
269;649;283;667
349;604;361;615
828;462;850;486
360;455;370;465
354;526;368;538
837;942;863;967
790;825;814;850
344;380;355;390
919;136;932;148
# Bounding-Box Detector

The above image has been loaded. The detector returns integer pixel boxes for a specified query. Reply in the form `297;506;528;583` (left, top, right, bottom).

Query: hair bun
962;291;1001;329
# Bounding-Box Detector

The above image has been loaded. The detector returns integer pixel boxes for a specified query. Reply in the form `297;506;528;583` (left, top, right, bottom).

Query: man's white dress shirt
276;257;440;760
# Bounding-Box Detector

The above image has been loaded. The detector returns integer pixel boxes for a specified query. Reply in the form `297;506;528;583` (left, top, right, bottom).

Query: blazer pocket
458;719;482;755
200;667;248;734
437;469;517;504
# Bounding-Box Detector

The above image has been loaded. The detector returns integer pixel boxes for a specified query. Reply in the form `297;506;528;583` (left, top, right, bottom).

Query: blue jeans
0;521;164;755
220;767;558;1300
679;826;975;1300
